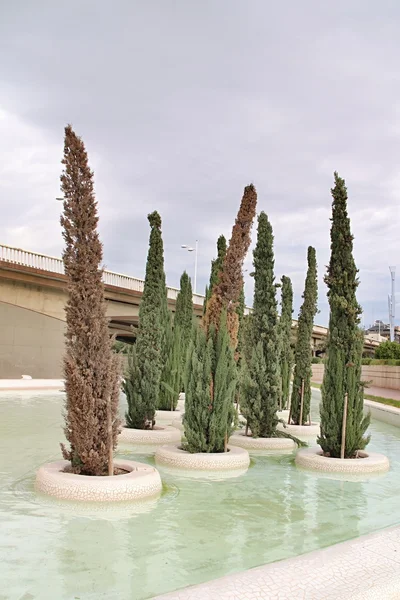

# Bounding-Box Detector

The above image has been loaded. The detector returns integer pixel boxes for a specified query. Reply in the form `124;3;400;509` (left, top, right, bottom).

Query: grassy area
311;381;400;409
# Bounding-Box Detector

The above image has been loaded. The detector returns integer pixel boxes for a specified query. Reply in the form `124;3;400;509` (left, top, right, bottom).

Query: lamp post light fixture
181;240;198;294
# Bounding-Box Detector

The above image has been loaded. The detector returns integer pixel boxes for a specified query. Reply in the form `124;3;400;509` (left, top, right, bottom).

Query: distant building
366;320;400;343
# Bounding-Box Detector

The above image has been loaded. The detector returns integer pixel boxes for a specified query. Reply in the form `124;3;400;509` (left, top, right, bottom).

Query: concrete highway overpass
0;244;378;378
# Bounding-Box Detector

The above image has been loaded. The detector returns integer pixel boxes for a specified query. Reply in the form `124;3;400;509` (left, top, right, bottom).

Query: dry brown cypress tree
60;124;121;476
204;184;257;347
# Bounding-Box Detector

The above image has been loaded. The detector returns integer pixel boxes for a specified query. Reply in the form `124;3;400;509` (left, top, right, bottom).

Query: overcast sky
1;1;399;327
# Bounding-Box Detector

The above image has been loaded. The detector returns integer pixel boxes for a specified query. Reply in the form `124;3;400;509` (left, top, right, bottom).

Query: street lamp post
389;266;396;342
181;240;198;294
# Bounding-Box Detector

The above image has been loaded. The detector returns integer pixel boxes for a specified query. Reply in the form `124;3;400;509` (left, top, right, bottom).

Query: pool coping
311;386;400;428
0;378;64;391
152;523;400;599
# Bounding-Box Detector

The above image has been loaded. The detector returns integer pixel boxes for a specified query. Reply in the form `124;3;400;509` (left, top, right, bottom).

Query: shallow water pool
1;390;400;600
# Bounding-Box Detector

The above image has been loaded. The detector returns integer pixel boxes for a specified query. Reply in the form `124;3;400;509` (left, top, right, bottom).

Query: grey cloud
1;0;400;326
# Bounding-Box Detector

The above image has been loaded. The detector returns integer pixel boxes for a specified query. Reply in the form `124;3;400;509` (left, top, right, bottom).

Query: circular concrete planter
277;409;290;423
119;425;181;445
295;447;390;476
277;421;320;438
229;431;295;452
35;459;162;502
155;409;183;425
155;444;250;473
172;418;184;431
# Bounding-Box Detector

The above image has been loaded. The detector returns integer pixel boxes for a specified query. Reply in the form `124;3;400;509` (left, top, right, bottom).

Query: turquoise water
1;389;400;600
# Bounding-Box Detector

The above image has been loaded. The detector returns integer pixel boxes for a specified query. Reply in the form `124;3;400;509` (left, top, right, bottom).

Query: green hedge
362;358;400;366
311;357;322;364
375;341;400;360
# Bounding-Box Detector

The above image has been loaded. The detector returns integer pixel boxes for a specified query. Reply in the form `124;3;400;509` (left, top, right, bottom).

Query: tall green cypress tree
290;247;318;425
159;320;182;411
240;212;280;436
174;271;193;387
183;312;236;453
204;235;227;313
123;211;166;429
318;173;370;458
279;275;293;410
241;341;279;437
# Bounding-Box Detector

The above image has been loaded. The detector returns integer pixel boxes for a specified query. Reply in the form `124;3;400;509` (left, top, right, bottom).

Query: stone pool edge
312;386;400;428
0;378;64;391
152;523;400;600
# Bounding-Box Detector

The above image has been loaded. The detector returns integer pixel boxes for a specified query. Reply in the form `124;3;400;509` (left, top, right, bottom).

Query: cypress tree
279;275;293;410
204;184;257;348
290;247;318;424
240;212;280;436
204;235;227;313
183;312;236;453
159;320;182;411
174;271;193;386
60;125;121;476
183;186;257;453
318;172;370;458
241;341;279;437
123;211;166;429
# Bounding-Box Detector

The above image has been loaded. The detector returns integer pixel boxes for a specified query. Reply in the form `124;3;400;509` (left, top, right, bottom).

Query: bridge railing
0;244;205;305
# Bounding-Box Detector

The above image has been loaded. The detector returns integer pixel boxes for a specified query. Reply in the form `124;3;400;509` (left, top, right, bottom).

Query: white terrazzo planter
155;444;250;473
229;431;295;452
277;409;290;422
35;459;162;502
277;421;320;439
172;419;184;431
295;446;390;476
119;425;181;445
155;409;183;425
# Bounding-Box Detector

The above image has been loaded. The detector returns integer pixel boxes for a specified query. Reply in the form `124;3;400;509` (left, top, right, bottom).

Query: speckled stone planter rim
295;447;390;474
35;459;162;502
156;409;183;422
277;421;320;436
229;432;295;450
172;419;184;431
155;444;250;471
119;425;181;444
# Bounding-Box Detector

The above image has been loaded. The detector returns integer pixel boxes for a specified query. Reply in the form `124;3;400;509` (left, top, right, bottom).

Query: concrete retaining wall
312;364;400;391
0;302;65;379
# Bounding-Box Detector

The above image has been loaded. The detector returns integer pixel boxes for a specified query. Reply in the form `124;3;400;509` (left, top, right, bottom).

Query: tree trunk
340;393;348;459
299;379;304;426
107;397;113;476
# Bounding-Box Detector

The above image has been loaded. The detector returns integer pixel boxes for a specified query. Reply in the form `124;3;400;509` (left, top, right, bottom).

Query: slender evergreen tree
60;125;121;476
318;173;370;457
184;186;257;452
240;212;280;436
159;320;182;411
183;312;236;453
204;184;257;348
279;275;293;410
241;341;279;437
159;269;170;365
123;211;166;429
290;247;318;424
174;271;193;387
204;235;227;313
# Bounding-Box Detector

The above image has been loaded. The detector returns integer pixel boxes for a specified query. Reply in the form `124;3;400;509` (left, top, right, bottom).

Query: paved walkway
312;381;400;402
153;525;400;600
366;386;400;401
